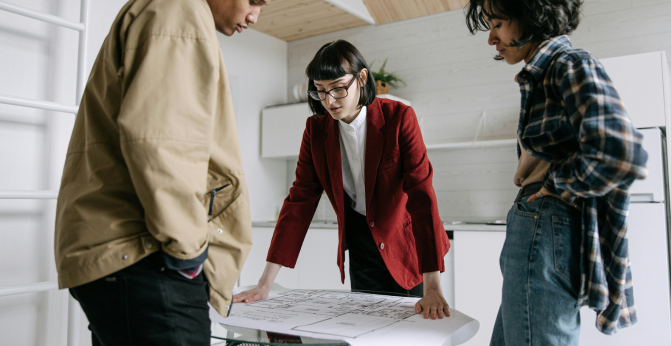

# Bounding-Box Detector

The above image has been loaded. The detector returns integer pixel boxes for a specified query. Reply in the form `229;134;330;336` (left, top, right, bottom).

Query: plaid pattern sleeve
545;55;647;199
516;36;648;335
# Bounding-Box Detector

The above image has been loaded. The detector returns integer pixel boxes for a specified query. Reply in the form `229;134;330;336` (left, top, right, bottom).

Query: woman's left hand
415;289;450;319
526;187;555;202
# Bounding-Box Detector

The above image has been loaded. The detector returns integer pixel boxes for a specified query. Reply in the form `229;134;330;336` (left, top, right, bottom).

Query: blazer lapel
324;115;344;216
365;99;385;213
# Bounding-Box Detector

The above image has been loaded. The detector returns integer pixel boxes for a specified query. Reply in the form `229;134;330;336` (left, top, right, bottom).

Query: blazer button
379;243;385;250
369;221;374;228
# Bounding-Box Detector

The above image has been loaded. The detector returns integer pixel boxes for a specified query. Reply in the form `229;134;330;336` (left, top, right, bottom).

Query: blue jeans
490;191;582;346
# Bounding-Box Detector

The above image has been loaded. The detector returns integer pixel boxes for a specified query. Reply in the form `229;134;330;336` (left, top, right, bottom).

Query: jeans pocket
514;197;541;218
552;215;581;289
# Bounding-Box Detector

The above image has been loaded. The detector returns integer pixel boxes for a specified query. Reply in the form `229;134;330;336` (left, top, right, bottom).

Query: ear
359;68;369;85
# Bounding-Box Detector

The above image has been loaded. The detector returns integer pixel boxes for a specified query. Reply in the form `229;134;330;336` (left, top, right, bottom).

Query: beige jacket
54;0;251;316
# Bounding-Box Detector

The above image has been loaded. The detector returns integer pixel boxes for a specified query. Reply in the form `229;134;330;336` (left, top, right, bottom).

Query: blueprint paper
210;284;479;346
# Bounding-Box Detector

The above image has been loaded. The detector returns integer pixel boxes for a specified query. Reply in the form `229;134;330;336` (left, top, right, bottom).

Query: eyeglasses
308;77;356;101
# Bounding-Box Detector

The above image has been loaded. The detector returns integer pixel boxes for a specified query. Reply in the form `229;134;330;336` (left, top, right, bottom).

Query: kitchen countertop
251;221;506;232
251;220;339;229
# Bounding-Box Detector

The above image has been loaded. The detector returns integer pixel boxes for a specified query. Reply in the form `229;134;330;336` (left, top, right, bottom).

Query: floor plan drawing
210;284;480;346
239;289;418;337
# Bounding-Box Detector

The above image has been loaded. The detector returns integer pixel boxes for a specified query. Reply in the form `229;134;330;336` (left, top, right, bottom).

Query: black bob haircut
305;40;376;115
465;0;582;52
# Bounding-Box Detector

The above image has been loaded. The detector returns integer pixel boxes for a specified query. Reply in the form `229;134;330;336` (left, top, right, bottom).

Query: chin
504;56;522;65
216;24;234;36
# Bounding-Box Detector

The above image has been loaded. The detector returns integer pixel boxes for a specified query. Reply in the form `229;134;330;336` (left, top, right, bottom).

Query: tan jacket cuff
161;238;209;261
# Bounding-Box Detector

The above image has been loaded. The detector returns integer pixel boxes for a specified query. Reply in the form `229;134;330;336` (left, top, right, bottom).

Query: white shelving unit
261;94;411;158
0;1;90;346
424;110;517;150
375;93;410;105
426;138;516;150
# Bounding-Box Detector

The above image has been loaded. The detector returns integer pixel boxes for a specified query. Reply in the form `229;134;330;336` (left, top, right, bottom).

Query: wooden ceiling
253;0;469;41
365;0;469;25
253;0;370;42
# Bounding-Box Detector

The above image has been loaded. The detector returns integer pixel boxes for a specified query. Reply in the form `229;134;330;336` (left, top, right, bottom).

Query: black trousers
344;194;423;297
69;252;210;346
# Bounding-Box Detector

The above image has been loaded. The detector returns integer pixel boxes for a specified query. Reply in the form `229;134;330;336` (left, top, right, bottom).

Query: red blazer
266;98;450;289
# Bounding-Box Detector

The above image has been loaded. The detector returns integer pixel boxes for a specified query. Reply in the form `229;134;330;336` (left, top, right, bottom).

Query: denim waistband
516;182;543;201
515;181;582;211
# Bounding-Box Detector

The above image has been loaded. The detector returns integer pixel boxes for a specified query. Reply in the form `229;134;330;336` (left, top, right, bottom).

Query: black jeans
69;252;210;346
344;194;423;297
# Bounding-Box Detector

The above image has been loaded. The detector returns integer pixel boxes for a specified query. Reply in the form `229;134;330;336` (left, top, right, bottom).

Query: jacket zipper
208;184;230;221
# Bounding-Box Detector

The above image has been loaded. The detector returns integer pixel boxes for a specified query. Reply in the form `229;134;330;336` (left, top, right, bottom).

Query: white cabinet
629;128;666;202
239;227;300;288
600;52;669;128
453;231;506;346
261;103;313;158
240;226;456;299
261;95;411;158
296;228;351;290
239;227;349;290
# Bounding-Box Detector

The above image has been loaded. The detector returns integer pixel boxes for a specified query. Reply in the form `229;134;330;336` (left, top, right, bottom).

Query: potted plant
370;59;405;95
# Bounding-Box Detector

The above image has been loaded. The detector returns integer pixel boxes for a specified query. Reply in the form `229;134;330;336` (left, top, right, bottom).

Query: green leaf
370;58;405;88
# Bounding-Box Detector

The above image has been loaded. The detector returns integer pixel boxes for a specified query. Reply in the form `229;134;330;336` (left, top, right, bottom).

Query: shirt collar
339;106;367;131
515;35;573;83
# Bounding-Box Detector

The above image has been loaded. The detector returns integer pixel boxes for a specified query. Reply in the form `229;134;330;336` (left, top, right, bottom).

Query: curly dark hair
465;0;582;48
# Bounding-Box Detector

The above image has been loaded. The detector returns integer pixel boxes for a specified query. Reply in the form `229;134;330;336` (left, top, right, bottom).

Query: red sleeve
398;106;450;273
266;117;324;268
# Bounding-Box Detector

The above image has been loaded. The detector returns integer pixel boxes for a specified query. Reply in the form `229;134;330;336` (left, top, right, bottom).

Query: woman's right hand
232;261;282;304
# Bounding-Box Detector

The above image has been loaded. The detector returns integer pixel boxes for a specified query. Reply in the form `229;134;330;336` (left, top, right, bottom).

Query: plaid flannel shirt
515;36;648;334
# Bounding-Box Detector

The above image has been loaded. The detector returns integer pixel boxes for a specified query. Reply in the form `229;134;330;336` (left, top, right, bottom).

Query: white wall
286;0;671;223
0;0;287;345
219;29;288;222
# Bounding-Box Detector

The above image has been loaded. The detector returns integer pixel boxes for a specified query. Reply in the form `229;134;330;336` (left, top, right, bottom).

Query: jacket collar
516;35;572;83
324;111;344;216
364;99;385;213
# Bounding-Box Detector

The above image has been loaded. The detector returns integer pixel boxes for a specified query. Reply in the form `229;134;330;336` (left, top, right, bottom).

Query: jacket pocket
211;192;242;222
514;198;541;218
379;154;400;172
208;192;246;239
207;191;250;250
206;184;233;222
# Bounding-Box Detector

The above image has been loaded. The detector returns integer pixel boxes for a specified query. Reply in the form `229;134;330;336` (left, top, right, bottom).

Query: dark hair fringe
465;0;582;50
305;40;376;116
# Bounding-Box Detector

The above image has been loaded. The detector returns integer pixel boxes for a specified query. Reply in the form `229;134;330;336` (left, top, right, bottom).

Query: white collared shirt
338;106;367;215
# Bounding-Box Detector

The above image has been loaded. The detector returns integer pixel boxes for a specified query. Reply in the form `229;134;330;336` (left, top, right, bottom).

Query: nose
488;30;497;46
247;7;261;24
324;93;336;105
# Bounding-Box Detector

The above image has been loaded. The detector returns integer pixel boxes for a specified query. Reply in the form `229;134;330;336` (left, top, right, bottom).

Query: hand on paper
416;289;450;319
233;284;271;303
416;271;450;319
232;261;282;304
